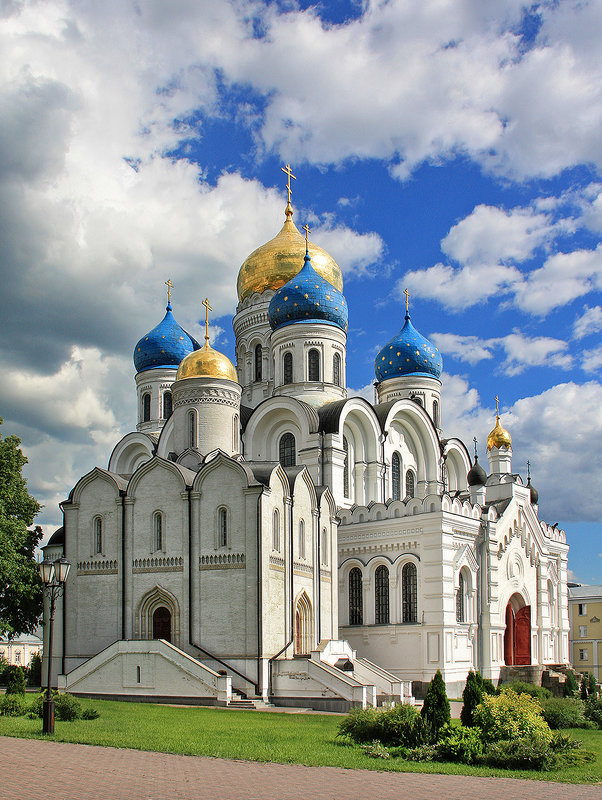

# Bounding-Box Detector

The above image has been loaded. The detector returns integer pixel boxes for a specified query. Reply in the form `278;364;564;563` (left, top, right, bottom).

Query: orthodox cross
495;394;500;417
404;287;410;313
527;459;531;481
281;163;296;206
202;297;212;344
165;279;174;304
473;436;478;458
302;223;311;250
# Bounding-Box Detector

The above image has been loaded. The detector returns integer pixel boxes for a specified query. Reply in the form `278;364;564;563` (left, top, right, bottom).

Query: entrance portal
504;594;531;665
152;606;172;642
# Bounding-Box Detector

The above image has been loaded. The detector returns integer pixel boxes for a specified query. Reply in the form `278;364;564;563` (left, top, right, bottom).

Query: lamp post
39;556;70;734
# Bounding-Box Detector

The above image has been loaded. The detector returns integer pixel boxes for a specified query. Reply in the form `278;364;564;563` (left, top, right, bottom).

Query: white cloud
573;305;602;340
348;383;376;403
430;334;494;365
582;346;602;374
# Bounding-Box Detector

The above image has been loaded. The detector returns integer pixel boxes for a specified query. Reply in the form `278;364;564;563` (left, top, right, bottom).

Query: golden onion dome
176;341;238;383
487;415;512;451
237;207;343;302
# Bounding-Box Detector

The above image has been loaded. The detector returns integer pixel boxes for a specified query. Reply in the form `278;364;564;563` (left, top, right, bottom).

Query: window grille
402;562;417;623
375;565;390;624
349;568;363;625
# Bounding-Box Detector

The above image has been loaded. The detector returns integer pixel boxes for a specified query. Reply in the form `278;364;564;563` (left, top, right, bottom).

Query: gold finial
495;394;500;419
202;297;213;345
302;223;311;251
403;287;410;313
281;163;296;219
165;279;174;304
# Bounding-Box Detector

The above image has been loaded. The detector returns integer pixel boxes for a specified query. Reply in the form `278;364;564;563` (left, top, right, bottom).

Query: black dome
467;455;487;487
527;478;539;504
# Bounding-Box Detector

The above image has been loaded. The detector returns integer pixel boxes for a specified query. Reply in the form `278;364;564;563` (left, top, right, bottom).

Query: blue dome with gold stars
134;302;201;373
268;252;348;332
375;311;442;382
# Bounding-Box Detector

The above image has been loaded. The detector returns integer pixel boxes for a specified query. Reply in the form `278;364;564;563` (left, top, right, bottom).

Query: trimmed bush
473;688;553;743
437;723;483;764
4;665;26;695
30;690;82;721
478;734;557;771
541;697;592;729
0;693;28;717
503;680;551;701
460;671;482;727
337;703;424;747
421;670;450;740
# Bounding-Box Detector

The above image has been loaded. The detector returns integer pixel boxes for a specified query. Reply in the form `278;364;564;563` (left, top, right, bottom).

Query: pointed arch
136;585;180;645
294;591;313;655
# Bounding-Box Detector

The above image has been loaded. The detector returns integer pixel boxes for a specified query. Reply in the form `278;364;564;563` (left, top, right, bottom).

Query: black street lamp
39;556;70;734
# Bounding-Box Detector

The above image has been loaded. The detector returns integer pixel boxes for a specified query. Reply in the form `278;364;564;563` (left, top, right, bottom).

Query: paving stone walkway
1;736;601;800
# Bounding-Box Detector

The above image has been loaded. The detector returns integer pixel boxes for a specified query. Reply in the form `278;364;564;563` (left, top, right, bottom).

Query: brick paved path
1;736;601;800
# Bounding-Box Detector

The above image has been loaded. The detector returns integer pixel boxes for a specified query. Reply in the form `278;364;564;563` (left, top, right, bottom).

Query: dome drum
171;376;242;456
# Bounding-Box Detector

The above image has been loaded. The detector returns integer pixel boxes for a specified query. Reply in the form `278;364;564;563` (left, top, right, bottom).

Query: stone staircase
226;689;274;710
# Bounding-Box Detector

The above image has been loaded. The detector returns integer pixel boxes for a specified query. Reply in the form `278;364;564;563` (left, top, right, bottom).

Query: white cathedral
43;179;569;709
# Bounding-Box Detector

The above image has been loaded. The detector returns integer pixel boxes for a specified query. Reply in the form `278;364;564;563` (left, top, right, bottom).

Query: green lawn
1;698;601;784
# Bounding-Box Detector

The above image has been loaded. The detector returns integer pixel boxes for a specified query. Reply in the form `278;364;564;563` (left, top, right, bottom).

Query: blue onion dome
375;310;442;382
467;455;487;487
133;302;201;373
268;251;348;332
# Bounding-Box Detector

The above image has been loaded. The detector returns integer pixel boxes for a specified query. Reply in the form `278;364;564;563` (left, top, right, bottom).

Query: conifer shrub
437;723;483;764
0;693;27;716
504;680;551;701
420;670;450;740
460;670;482;727
473;688;553;743
588;672;599;698
580;675;589;700
478;734;557;771
540;697;592;729
584;697;602;728
27;653;42;687
31;690;82;721
563;669;579;697
337;703;428;747
4;665;26;695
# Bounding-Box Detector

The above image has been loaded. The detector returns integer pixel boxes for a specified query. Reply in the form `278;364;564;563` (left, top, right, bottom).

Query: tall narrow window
254;344;262;382
94;517;102;554
163;392;173;419
321;527;328;565
442;462;449;492
298;519;305;559
232;414;239;452
343;436;350;498
308;348;320;381
218;508;227;548
279;433;296;467
188;410;196;449
272;509;280;551
392;452;401;501
283;352;293;385
402;562;417;623
375;565;390;624
432;399;439;428
142;393;151;422
153;512;163;551
456;571;465;622
349;568;363;625
405;469;415;499
333;352;341;387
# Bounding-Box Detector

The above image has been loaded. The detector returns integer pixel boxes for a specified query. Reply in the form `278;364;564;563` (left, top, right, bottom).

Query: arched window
232;414;239;453
308;348;320;381
283;352;293;385
375;565;390;624
442;461;449;492
188;410;196;449
298;519;305;559
321;527;328;565
163;392;173;420
218;508;228;548
272;509;280;551
295;593;312;655
402;562;417;623
153;512;163;551
94;517;102;554
142;393;151;422
279;432;296;467
392;452;401;501
254;344;262;382
432;399;439;428
349;568;363;625
405;469;415;499
456;571;465;622
343;436;350;498
333;352;341;386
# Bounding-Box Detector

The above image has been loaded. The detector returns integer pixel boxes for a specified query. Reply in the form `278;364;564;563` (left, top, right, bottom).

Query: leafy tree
460;670;483;727
4;664;26;695
28;652;42;687
0;418;43;638
421;669;451;740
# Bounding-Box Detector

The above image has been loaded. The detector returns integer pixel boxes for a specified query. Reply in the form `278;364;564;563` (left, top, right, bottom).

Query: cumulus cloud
573;305;602;339
582;346;602;374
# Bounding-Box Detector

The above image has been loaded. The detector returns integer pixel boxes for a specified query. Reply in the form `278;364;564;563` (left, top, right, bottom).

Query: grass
1;697;601;783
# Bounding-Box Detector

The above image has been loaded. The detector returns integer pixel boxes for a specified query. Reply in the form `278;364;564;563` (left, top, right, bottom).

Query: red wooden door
504;603;514;665
514;606;531;665
152;606;172;642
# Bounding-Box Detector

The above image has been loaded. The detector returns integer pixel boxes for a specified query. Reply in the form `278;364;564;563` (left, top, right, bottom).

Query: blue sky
0;1;600;583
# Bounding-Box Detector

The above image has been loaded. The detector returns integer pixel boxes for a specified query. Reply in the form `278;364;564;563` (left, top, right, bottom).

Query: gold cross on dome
302;223;311;249
403;287;410;312
202;297;212;344
165;279;174;303
281;163;296;205
495;395;500;417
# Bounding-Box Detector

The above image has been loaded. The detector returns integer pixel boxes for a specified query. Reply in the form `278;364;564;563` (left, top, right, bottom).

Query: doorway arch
137;585;180;645
294;592;313;655
152;606;172;642
504;593;531;666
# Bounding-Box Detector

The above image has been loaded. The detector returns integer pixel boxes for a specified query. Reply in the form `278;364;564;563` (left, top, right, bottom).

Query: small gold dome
237;212;343;302
176;342;238;383
487;415;512;451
